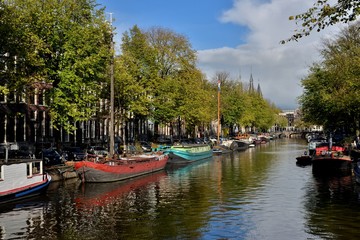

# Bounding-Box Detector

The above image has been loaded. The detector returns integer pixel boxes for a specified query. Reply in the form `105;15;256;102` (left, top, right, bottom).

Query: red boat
312;145;352;174
74;153;169;183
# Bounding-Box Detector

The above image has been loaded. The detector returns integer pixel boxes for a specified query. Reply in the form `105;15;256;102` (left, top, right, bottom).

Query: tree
216;72;246;135
178;68;212;137
275;114;288;130
0;0;112;131
282;0;360;43
145;27;203;137
115;25;159;142
299;22;360;133
116;25;157;117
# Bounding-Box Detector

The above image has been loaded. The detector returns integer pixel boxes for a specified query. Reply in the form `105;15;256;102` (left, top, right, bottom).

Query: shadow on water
303;171;360;239
0;195;47;214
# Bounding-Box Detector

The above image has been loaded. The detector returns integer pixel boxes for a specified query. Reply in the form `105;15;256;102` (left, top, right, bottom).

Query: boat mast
217;78;220;145
109;13;115;157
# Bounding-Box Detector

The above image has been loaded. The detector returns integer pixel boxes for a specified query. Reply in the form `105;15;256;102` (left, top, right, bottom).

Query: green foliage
276;115;288;128
211;72;279;134
1;0;112;132
221;79;246;126
1;1;284;138
283;0;360;43
299;22;360;133
144;27;205;130
115;25;157;119
178;68;212;133
116;26;214;138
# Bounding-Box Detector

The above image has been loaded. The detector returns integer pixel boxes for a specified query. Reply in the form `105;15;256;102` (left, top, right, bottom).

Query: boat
164;144;213;163
234;133;252;143
296;154;312;165
212;145;232;155
233;140;249;151
354;161;360;184
257;134;270;143
312;145;352;174
296;147;313;166
74;152;169;183
308;137;327;155
0;158;51;203
221;139;239;151
212;147;223;155
45;162;78;181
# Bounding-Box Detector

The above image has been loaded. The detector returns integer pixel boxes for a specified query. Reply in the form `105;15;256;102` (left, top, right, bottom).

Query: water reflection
0;199;47;239
75;170;167;211
304;172;360;239
3;139;360;239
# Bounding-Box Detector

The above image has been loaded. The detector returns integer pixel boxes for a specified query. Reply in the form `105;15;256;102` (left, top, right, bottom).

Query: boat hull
296;155;312;165
212;145;232;155
312;156;352;174
0;174;51;204
165;145;213;163
74;154;169;183
233;140;249;151
312;145;352;174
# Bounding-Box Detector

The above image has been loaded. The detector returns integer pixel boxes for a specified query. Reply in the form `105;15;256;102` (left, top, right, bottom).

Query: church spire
249;73;255;93
257;82;262;97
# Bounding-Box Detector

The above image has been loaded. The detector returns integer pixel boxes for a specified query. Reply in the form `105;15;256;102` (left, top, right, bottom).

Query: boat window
27;163;32;177
32;162;41;174
0;166;3;180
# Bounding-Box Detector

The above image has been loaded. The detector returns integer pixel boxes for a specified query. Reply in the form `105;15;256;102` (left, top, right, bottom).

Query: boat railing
316;150;345;158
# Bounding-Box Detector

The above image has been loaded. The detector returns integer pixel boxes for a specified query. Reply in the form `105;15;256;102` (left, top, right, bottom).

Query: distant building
279;109;323;132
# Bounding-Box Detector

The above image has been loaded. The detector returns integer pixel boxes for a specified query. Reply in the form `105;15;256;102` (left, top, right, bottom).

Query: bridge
280;130;315;139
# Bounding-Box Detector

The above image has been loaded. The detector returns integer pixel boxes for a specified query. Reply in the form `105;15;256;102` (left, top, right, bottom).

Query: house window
8;92;15;102
38;89;44;105
28;91;35;105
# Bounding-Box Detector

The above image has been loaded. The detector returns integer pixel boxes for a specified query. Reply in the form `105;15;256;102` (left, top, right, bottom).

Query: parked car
87;146;108;158
0;142;35;159
62;147;87;161
140;141;152;152
41;148;64;166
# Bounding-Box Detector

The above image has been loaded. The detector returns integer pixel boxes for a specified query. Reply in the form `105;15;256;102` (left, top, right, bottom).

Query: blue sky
97;0;345;110
98;0;247;49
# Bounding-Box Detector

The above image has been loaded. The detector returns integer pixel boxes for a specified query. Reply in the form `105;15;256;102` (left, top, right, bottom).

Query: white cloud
197;0;345;109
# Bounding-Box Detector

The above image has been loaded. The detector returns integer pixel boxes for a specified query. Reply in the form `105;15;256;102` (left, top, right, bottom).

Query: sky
96;0;346;110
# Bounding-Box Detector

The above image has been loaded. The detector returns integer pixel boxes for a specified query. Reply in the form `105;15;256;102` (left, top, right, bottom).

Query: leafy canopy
0;0;112;131
283;0;360;43
299;22;360;133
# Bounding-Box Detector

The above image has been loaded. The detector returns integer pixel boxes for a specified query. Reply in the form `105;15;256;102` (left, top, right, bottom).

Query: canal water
1;138;360;240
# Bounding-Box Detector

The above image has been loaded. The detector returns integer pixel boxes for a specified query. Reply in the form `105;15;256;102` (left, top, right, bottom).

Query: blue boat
0;158;51;204
164;144;213;163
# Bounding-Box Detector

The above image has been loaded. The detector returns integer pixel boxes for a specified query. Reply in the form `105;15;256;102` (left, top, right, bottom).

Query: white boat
221;139;239;150
0;159;51;203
